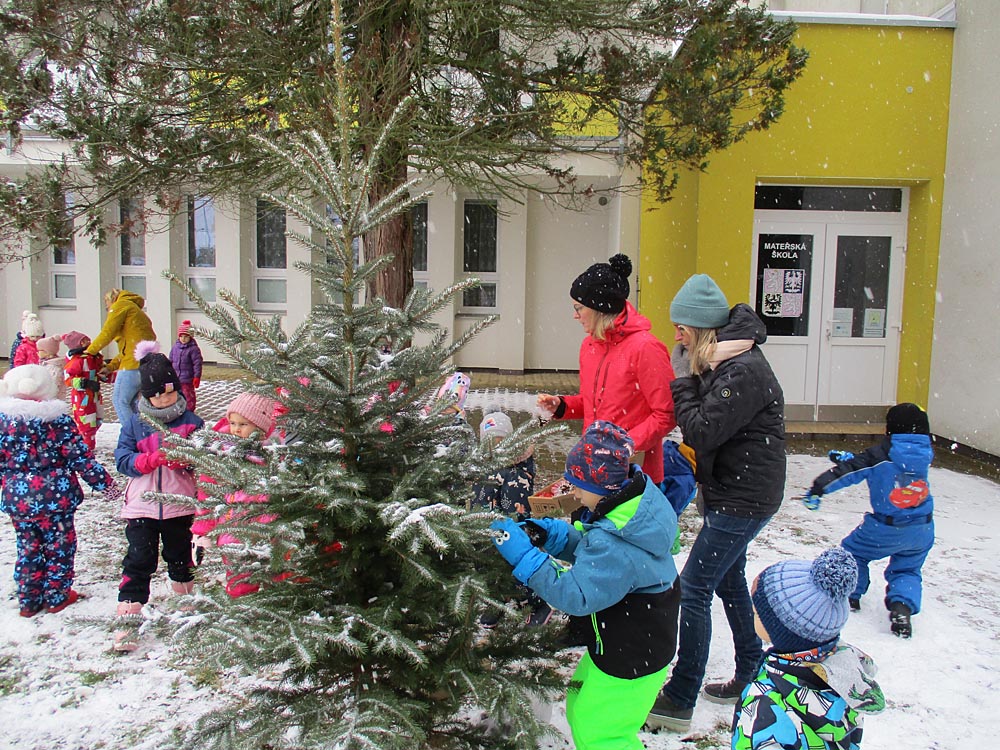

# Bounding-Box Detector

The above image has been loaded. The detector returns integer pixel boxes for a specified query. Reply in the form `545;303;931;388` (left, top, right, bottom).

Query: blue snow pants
841;512;934;614
10;512;78;612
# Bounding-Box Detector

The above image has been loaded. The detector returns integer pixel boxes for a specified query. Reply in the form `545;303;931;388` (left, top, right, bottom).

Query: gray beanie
669;274;730;329
480;410;514;440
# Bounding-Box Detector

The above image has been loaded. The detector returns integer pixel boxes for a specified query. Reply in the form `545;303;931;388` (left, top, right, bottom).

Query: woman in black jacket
646;274;786;733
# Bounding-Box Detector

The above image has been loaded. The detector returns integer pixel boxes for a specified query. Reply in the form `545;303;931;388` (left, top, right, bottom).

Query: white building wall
929;0;1000;455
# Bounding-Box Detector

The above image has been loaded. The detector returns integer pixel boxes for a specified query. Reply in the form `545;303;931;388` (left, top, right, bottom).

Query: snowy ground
2;397;999;749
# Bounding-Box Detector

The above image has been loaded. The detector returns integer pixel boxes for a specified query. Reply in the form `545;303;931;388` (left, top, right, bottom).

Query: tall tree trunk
366;162;413;308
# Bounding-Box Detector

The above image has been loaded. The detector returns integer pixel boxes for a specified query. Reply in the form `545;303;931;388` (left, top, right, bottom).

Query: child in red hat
61;331;106;451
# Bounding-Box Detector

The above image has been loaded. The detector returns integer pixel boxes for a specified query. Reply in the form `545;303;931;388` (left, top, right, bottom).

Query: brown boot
112;601;143;653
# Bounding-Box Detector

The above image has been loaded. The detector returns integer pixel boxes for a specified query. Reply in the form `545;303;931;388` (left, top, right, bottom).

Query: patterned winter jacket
169;338;203;384
670;303;786;518
809;434;934;522
85;290;156;372
732;641;885;750
115;407;204;519
472;454;536;515
64;351;105;427
554;301;676;484
0;396;114;520
525;468;680;679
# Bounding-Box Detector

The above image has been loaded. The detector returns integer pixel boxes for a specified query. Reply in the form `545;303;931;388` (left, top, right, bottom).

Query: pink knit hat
226;392;279;435
61;331;91;352
36;335;62;358
177;319;192;337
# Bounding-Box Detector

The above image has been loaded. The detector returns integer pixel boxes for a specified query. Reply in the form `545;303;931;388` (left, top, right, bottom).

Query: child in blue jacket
803;402;934;638
492;420;679;750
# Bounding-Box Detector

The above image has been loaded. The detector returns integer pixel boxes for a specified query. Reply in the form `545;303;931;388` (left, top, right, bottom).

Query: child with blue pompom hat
731;547;885;750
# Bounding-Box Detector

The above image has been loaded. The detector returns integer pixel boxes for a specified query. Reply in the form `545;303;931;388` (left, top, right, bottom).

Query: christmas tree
156;17;568;750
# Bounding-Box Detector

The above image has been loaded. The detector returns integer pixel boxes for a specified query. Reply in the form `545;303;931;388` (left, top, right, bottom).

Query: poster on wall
756;233;812;337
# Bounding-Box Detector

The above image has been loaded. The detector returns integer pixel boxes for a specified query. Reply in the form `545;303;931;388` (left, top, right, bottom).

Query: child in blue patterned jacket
732;548;884;750
0;364;119;617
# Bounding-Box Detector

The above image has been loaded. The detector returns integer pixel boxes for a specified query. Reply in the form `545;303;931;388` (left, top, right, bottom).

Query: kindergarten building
3;2;998;458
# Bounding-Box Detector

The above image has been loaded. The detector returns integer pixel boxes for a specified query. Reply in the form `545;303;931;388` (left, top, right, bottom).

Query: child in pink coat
191;392;281;598
12;311;44;367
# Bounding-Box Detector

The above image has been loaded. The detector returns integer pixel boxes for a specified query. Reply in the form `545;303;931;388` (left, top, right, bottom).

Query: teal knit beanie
669;274;730;329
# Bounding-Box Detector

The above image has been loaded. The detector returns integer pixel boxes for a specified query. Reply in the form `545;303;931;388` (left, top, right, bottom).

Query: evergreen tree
0;0;806;304
156;29;568;749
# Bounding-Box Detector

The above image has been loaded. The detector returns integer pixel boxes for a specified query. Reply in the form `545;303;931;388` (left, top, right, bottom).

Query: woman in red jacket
537;254;675;484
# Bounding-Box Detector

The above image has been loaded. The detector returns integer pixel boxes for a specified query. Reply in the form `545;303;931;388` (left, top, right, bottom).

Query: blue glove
802;493;822;511
522;517;569;556
491;519;548;584
828;450;854;463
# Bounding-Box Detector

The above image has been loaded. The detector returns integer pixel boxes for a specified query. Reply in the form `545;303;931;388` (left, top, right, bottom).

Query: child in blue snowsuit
0;364;118;616
803;403;934;638
491;420;680;750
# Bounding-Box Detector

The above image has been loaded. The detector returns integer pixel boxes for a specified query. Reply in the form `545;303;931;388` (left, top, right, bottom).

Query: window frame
459;199;499;312
118;196;147;297
253;198;288;310
412;200;429;290
186;195;217;302
49;192;77;304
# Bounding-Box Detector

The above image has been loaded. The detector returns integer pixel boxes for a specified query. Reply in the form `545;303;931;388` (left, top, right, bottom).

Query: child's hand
828;450;854;463
135;451;168;474
193;378;201;389
103;479;123;504
802;493;822;511
490;519;547;584
521;517;569;556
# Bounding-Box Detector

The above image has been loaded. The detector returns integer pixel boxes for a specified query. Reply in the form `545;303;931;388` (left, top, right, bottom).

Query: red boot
46;590;86;614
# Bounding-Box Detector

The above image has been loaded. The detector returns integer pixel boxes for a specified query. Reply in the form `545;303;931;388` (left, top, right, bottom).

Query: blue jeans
661;510;772;709
113;367;141;421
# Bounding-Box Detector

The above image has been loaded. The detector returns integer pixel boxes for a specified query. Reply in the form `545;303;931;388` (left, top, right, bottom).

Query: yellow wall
640;21;953;405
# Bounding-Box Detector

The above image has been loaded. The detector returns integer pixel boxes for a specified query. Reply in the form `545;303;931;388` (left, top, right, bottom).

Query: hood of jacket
0;396;70;422
605;300;652;343
888;433;933;476
716;303;767;345
116;290;146;310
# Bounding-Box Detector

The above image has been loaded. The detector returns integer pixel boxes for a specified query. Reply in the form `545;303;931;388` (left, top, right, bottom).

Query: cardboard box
528;478;579;516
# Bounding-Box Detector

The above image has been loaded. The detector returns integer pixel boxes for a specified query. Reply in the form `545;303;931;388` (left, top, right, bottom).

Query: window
461;200;497;309
51;193;76;302
754;186;903;213
118;197;147;297
187;196;217;302
412;201;429;290
255;199;287;306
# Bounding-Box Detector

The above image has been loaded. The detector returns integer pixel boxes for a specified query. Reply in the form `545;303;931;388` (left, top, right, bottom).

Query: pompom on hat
36;336;62;358
0;364;58;402
177;319;193;338
570;254;632;315
885;402;930;436
226;392;279;436
563;420;634;496
20;311;44;338
136;341;182;399
670;274;731;330
480;409;514;441
752;547;859;653
61;331;91;353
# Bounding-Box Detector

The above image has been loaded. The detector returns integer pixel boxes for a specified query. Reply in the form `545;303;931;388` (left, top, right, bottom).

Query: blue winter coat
526;469;680;679
809;434;933;521
0;396;113;520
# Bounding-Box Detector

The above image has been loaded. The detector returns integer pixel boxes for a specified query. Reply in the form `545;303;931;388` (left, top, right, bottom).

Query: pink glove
103;479;123;504
134;451;168;474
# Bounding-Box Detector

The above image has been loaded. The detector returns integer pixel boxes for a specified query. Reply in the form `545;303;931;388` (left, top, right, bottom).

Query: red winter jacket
557;301;675;484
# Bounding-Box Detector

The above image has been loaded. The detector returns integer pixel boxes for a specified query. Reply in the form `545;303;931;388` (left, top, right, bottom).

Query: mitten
802;493;822;511
522;517;569;556
103;479;123;505
134;451;168;474
491;519;548;584
193;378;201;389
671;343;692;378
828;450;854;463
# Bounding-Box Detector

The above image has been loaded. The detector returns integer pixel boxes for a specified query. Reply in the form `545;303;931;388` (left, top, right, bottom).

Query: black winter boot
889;601;912;638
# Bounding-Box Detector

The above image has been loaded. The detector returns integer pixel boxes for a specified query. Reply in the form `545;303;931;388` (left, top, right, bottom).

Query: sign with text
756;233;813;337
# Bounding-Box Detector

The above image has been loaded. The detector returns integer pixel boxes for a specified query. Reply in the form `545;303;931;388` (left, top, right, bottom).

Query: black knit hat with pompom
570;253;632;314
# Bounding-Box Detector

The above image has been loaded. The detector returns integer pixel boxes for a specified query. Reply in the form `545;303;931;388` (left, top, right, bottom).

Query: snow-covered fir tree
153;18;568;750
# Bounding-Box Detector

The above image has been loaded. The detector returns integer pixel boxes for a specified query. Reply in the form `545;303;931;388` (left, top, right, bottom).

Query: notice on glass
832;308;853;338
761;268;806;318
863;308;886;338
756;233;812;337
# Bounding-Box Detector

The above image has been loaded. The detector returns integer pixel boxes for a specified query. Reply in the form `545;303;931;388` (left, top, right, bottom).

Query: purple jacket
170;339;203;384
115;408;204;519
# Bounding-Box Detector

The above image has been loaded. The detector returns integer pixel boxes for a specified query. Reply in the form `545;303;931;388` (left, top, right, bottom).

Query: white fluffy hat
1;364;58;402
20;312;44;338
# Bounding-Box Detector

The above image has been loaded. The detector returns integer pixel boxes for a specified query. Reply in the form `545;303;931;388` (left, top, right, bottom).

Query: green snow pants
565;651;669;750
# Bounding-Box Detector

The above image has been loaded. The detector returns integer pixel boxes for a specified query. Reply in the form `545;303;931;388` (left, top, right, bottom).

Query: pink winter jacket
557;301;676;484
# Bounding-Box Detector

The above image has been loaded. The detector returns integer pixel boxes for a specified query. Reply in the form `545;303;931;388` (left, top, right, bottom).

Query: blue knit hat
669;274;730;329
752;547;858;653
563;420;634;496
